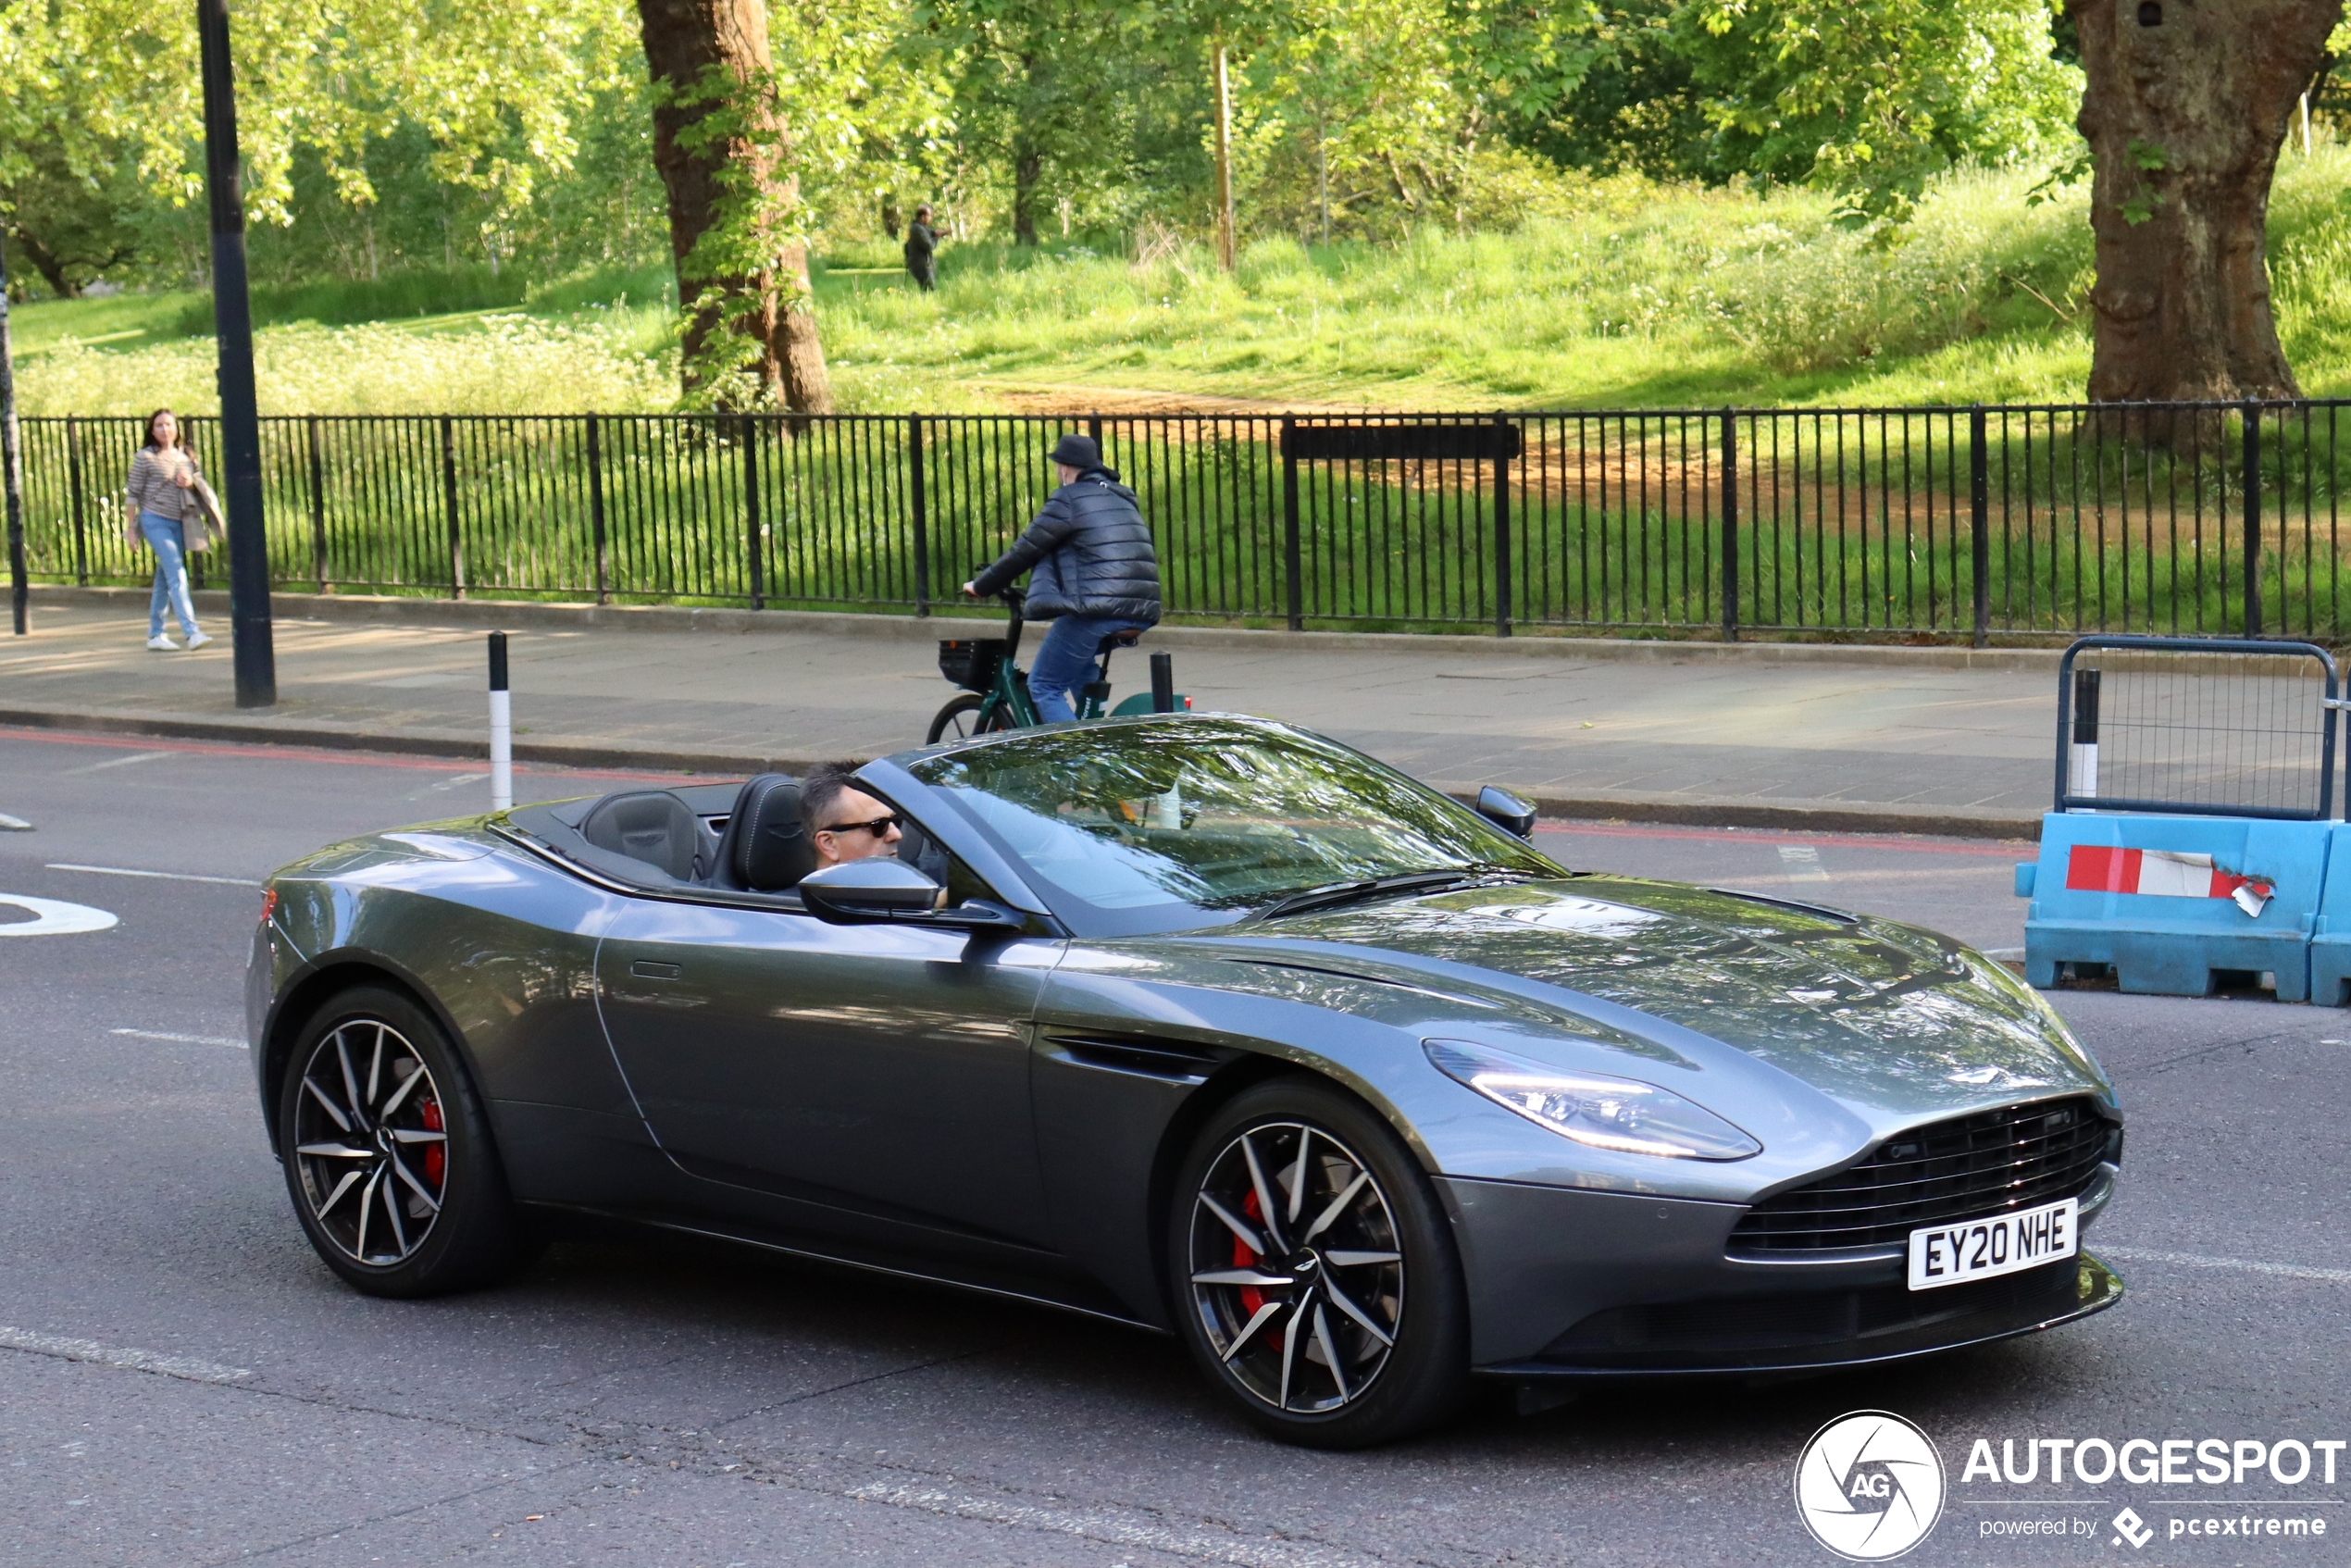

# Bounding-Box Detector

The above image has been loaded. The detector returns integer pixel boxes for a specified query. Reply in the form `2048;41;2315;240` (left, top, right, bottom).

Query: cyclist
961;434;1160;723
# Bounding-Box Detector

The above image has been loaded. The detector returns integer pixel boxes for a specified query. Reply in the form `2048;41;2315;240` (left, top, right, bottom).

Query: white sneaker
147;635;179;652
184;630;214;650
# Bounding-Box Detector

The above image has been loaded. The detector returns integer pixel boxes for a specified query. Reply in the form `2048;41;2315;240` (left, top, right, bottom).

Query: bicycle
927;580;1185;744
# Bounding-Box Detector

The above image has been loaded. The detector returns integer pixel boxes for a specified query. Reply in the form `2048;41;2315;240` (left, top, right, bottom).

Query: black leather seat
579;791;702;882
1095;627;1145;655
708;774;815;892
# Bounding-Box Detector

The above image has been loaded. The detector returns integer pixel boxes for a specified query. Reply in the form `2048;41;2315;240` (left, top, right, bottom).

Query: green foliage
30;144;2351;418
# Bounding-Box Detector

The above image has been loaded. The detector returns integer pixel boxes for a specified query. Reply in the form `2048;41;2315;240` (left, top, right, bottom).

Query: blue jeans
141;512;201;641
1027;615;1151;724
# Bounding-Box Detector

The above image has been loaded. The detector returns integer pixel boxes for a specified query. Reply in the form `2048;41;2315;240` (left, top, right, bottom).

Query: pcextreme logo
1794;1411;1948;1561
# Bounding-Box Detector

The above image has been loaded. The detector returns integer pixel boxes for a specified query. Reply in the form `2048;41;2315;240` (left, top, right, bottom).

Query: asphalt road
3;727;2347;1567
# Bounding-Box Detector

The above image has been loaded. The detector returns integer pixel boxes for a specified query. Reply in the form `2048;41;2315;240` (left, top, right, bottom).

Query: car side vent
1046;1034;1226;1084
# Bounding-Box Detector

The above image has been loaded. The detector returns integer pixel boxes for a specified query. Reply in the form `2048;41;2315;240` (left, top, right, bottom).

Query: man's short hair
800;762;869;831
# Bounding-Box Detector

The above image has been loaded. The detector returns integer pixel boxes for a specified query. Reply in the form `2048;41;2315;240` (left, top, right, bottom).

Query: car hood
1222;876;2111;1122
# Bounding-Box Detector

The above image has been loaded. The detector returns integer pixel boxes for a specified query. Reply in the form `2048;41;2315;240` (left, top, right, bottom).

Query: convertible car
248;715;2123;1447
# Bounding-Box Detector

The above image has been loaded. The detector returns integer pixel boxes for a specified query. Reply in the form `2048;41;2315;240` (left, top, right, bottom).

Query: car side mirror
799;858;942;922
1474;785;1537;840
798;858;1024;930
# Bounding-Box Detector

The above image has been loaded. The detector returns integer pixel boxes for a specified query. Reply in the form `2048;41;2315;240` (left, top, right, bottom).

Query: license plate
1907;1197;2077;1291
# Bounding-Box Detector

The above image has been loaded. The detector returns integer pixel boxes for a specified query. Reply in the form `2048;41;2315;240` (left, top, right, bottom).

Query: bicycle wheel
927;692;1014;744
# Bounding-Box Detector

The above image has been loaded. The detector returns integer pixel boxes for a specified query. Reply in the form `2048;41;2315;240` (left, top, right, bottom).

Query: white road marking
831;1478;1386;1568
0;894;118;936
112;1028;246;1049
57;750;173;777
1777;844;1830;882
0;812;31;831
0;1325;252;1385
47;862;263;887
2098;1246;2351;1285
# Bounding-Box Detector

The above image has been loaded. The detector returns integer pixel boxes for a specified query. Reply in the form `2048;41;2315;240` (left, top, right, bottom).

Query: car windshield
904;718;1560;935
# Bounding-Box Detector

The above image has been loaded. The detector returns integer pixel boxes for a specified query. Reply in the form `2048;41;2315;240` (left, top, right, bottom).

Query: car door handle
630;960;682;979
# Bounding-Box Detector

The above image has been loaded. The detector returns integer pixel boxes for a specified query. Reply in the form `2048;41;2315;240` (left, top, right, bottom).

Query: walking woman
123;408;214;651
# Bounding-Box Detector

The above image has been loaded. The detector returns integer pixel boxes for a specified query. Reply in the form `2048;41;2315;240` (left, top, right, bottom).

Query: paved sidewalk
0;591;2061;837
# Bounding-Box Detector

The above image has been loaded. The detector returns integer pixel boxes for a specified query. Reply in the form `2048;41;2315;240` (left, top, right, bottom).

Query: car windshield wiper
1256;865;1532;921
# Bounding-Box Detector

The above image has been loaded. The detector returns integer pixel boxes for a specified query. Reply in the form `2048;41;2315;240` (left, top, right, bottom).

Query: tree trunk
1012;147;1043;246
881;194;901;240
2072;0;2341;404
635;0;832;413
4;223;84;299
1010;52;1048;247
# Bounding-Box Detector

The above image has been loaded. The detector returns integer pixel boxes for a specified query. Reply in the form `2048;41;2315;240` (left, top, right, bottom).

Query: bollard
487;630;512;812
1151;651;1176;714
2070;668;2099;801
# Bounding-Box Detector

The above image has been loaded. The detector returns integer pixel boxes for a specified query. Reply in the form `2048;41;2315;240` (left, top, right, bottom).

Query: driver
801;764;905;870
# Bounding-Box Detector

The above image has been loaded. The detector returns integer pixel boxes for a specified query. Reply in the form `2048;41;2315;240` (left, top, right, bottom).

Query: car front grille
1730;1096;2116;1255
1544;1257;2086;1364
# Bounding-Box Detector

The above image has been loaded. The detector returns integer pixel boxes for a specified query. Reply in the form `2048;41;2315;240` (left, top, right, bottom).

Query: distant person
963;434;1161;724
802;763;905;869
122;407;214;652
903;204;938;292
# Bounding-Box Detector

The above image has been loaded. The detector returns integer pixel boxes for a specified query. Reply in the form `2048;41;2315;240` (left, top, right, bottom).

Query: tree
0;0;620;285
2071;0;2343;403
2;140;146;297
1676;0;2080;223
914;0;1132;245
636;0;830;412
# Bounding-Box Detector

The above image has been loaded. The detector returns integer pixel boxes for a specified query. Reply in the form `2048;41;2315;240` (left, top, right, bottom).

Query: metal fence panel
21;401;2351;641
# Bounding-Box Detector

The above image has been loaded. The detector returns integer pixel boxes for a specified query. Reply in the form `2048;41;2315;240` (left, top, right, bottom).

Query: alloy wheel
290;1017;449;1267
1186;1121;1403;1414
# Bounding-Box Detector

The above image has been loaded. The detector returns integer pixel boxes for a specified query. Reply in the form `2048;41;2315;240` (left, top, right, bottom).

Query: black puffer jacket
972;467;1161;623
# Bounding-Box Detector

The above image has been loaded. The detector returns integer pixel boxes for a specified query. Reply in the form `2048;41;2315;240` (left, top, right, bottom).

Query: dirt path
970;379;1379;416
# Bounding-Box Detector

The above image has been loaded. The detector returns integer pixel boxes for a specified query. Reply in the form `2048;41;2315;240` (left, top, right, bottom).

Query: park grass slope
18;148;2351;417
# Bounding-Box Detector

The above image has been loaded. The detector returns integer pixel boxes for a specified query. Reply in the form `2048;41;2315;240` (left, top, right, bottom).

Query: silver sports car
248;714;2122;1448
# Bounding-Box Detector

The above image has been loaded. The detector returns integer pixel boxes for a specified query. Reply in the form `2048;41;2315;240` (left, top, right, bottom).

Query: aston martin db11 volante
249;714;2123;1447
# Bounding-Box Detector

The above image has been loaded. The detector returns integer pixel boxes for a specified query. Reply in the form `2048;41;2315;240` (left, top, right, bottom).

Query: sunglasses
815;813;902;839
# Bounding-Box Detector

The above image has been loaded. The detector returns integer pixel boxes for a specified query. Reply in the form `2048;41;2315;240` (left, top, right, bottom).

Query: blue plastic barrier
2302;826;2351;1005
2020;813;2332;1001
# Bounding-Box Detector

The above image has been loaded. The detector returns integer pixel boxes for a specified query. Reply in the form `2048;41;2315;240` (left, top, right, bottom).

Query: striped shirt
125;446;203;523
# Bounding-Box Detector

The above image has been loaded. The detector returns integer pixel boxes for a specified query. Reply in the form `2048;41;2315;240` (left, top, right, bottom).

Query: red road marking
0;725;703;787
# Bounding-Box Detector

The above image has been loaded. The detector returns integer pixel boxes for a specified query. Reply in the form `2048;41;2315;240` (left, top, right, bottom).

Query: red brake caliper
1236;1188;1266;1317
420;1095;445;1187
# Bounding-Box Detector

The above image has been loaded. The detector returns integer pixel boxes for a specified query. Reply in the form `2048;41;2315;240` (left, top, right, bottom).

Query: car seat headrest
721;774;815;892
579;790;701;882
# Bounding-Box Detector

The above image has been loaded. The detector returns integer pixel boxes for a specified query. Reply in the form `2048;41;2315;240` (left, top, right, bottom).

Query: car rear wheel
1168;1078;1470;1448
277;984;529;1298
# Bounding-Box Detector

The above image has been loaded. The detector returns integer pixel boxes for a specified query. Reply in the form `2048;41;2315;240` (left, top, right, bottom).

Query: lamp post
197;0;276;706
2;232;26;635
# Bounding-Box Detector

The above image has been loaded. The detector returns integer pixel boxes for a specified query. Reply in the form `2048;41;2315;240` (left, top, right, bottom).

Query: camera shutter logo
1793;1411;1947;1561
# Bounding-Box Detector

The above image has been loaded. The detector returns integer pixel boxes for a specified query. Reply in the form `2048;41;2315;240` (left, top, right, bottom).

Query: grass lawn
17;147;2351;416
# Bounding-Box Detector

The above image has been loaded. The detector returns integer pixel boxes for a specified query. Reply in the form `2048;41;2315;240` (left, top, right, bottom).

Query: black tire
927;691;1014;744
276;984;529;1299
1167;1077;1470;1449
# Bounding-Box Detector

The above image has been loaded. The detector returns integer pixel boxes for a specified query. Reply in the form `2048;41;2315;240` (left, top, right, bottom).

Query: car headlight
1424;1038;1762;1161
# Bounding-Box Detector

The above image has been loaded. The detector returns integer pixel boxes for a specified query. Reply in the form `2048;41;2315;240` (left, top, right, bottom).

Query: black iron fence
20;402;2351;641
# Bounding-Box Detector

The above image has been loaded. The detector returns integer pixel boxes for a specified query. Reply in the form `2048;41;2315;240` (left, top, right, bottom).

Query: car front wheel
1168;1078;1470;1448
276;984;529;1298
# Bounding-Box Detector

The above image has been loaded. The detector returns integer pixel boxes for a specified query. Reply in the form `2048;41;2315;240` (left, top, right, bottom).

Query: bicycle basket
938;639;1009;693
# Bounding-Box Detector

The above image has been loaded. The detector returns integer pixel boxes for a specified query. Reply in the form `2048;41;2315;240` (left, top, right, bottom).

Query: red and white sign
2064;846;2273;915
